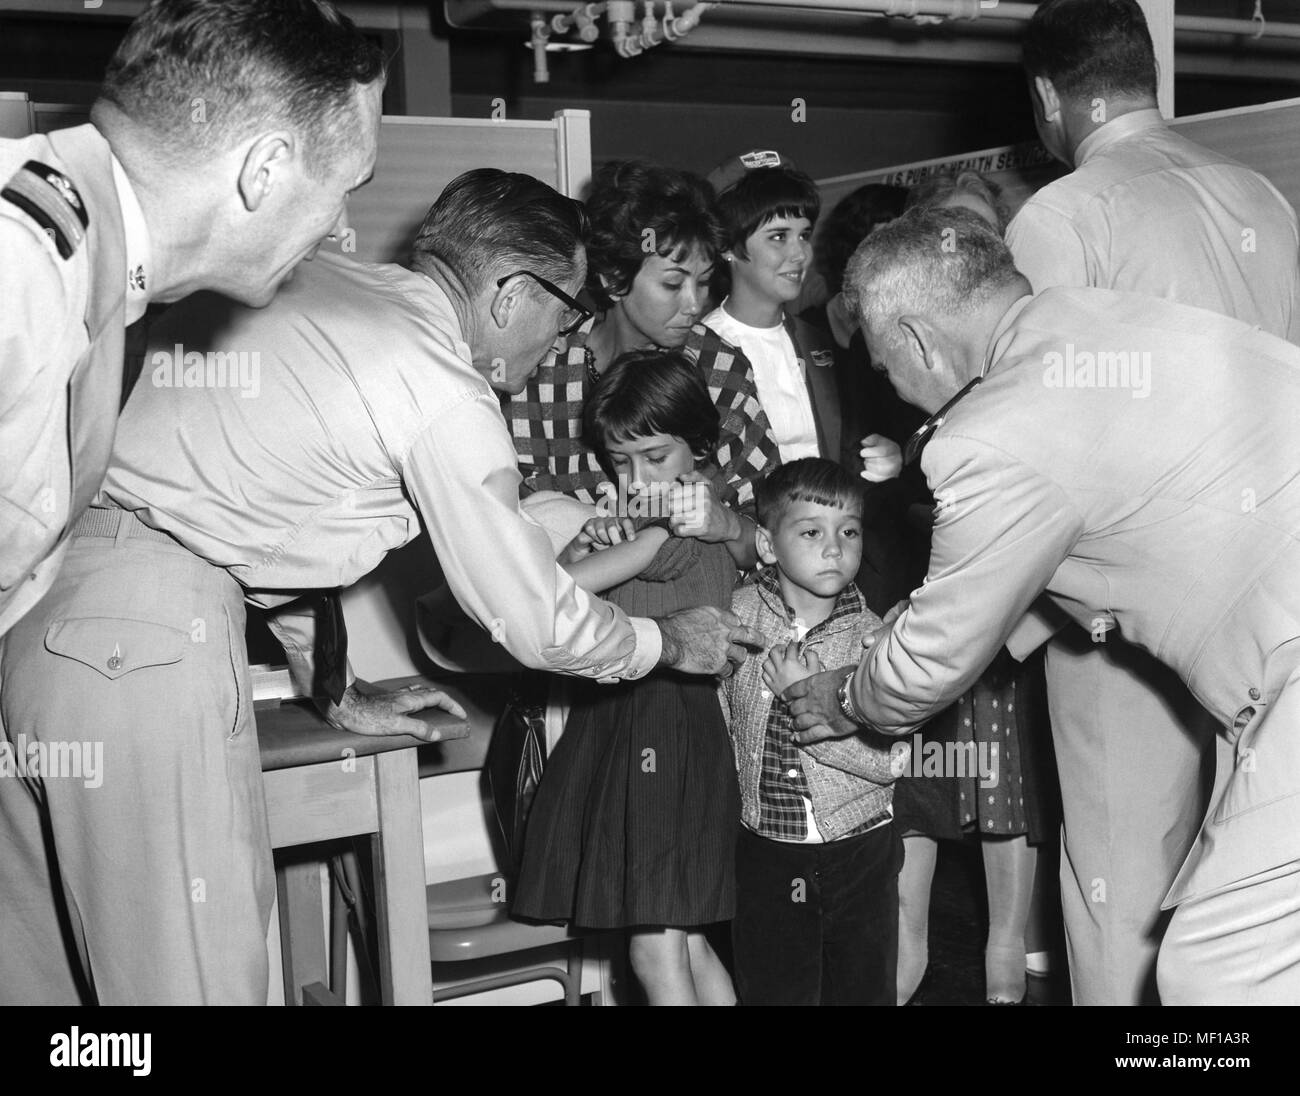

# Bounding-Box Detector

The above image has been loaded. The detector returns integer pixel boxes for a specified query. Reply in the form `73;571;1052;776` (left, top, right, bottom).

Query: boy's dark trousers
732;822;902;1005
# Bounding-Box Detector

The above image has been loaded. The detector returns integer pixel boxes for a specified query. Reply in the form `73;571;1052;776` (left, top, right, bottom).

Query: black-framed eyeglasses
497;270;593;337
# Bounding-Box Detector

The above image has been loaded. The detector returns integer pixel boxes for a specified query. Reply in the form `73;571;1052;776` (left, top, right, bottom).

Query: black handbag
484;678;549;874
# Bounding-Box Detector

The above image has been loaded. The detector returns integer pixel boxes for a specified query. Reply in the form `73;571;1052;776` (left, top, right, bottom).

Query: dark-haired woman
510;159;777;547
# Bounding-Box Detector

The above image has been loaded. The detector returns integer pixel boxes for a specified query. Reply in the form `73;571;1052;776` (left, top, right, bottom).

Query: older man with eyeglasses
0;167;764;1005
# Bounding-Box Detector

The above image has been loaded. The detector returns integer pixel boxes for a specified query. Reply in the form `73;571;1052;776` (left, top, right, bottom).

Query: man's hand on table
657;605;766;678
321;681;470;743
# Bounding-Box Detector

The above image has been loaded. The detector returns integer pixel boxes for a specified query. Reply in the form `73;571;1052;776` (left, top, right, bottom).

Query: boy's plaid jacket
719;570;899;842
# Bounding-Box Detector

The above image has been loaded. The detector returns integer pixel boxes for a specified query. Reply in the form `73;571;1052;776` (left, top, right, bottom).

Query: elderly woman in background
890;169;1060;1006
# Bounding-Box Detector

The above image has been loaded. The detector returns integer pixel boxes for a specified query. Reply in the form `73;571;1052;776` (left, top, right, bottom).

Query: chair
427;872;595;1004
425;675;614;1005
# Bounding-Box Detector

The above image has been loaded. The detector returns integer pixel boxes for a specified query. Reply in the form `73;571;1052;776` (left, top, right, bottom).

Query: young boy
719;457;902;1006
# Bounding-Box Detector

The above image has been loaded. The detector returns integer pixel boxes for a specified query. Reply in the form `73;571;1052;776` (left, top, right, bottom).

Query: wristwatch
836;669;861;724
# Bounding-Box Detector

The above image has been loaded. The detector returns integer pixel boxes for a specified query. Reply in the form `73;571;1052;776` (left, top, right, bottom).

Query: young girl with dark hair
512;350;741;1006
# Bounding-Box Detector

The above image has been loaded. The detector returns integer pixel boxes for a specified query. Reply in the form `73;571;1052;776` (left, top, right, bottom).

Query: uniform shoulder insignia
1;159;90;260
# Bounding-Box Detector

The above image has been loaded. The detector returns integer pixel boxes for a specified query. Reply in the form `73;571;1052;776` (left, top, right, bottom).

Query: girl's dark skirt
512;673;740;930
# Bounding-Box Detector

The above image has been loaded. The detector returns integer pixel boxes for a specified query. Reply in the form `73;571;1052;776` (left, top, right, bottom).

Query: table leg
276;855;328;1005
371;749;432;1005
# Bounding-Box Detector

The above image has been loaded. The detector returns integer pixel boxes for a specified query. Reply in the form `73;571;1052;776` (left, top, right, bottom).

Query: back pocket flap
45;617;186;680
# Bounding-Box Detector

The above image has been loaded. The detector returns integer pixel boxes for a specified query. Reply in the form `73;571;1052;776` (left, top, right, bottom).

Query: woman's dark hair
816;184;908;296
755;458;864;531
582;349;720;476
1023;0;1157;101
584;160;726;310
716;165;822;260
97;0;385;173
713;165;821;298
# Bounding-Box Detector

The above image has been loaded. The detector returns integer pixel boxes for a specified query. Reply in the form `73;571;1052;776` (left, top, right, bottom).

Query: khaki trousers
1045;630;1217;1005
0;519;273;1004
1159;860;1300;1005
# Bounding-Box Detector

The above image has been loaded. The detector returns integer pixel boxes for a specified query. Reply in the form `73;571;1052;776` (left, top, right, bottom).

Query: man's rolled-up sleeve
402;388;661;681
851;435;1082;734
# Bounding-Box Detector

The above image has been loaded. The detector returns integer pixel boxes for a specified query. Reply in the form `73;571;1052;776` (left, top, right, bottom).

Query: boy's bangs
785;487;863;517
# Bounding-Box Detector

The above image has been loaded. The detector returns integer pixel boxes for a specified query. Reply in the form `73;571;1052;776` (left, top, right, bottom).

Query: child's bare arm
558;523;670;593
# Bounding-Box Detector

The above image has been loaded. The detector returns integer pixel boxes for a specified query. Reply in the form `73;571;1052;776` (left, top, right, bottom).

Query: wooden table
257;675;502;1005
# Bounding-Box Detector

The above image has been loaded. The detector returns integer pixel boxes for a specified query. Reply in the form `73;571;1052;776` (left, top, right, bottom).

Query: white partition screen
342;110;592;265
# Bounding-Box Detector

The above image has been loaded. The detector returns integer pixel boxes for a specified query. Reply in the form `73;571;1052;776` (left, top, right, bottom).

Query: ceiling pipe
529;11;551;82
482;0;1300;43
664;0;714;39
551;1;605;41
1178;14;1300;40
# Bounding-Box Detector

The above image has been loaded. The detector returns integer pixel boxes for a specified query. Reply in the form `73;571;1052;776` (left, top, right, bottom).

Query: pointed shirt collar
1074;107;1164;168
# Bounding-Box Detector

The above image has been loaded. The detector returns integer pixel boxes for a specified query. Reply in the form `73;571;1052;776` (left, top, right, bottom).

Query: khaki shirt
102;250;662;684
851;288;1300;899
0;124;141;637
1006;109;1300;343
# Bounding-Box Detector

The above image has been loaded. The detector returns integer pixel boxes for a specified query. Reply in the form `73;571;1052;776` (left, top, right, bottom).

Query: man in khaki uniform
788;207;1300;1004
0;0;385;1003
1003;0;1300;1004
0;0;384;640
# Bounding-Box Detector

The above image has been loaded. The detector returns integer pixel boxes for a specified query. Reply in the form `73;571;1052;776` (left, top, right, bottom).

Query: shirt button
786;768;799;779
760;689;771;699
107;655;123;671
1249;687;1261;700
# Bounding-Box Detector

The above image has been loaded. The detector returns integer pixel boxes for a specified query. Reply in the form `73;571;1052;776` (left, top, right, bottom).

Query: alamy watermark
889;734;999;789
150;344;261;398
1042;344;1151;399
594;477;711;521
0;735;103;789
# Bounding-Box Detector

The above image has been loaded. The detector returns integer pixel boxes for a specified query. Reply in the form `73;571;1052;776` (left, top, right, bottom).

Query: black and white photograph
0;0;1295;1072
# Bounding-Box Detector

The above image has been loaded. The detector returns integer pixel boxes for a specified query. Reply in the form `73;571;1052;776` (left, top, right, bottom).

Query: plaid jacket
719;569;897;842
508;320;779;511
